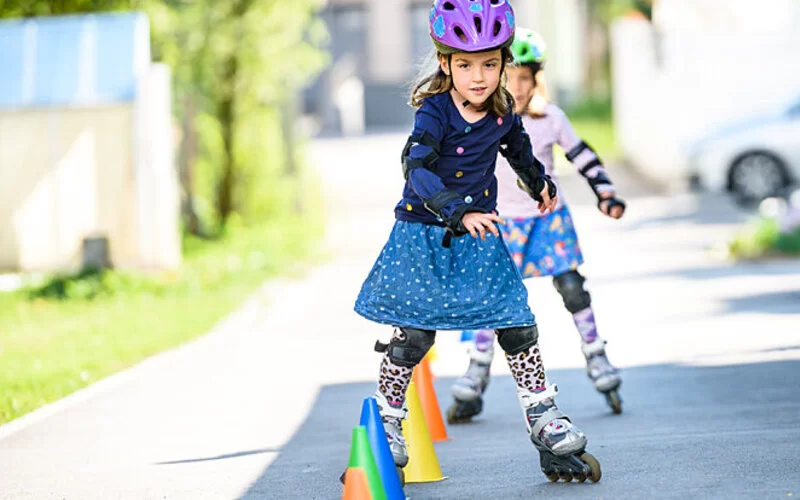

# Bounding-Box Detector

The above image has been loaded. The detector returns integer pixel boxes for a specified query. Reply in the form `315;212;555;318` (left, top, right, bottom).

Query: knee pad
553;270;591;313
375;327;436;368
496;325;539;356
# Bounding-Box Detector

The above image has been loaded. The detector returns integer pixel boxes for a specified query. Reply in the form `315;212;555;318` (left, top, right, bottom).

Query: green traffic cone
349;425;387;500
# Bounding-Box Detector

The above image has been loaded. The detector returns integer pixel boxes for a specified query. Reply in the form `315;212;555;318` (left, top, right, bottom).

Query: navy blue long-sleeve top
395;91;540;225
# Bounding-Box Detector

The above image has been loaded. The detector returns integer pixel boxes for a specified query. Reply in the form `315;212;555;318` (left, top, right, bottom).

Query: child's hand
598;191;625;219
461;212;506;240
538;185;557;214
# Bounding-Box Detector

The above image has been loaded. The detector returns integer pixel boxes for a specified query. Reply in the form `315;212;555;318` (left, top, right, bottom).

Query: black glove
518;175;557;202
598;196;626;217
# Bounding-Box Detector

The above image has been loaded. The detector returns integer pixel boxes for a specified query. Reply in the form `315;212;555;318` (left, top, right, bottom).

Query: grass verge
0;211;323;425
727;216;800;260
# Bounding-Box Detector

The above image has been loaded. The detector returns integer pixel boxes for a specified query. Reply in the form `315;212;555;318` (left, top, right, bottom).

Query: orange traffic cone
342;467;372;500
401;382;447;483
412;358;450;442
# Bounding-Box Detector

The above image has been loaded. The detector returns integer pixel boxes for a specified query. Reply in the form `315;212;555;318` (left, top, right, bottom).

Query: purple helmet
429;0;516;54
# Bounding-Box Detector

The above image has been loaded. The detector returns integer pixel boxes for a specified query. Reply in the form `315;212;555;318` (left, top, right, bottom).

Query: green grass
550;116;618;178
728;217;800;260
0;212;324;425
562;96;618;160
568;118;618;160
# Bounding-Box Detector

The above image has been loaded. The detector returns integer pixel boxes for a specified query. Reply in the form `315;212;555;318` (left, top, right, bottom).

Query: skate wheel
607;391;622;415
579;452;602;483
558;471;573;482
397;466;406;486
573;472;587;483
446;404;472;425
545;471;559;482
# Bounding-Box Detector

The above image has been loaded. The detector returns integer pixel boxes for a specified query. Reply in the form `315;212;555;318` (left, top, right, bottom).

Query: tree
0;0;131;17
137;0;328;232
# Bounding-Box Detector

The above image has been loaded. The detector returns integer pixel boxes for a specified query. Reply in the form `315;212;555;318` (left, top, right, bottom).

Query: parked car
686;96;800;204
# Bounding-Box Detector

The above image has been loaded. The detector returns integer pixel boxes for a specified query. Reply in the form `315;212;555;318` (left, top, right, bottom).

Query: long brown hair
513;62;551;118
410;47;514;117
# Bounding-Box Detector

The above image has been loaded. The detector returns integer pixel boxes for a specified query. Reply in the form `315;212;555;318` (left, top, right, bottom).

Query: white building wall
611;0;800;185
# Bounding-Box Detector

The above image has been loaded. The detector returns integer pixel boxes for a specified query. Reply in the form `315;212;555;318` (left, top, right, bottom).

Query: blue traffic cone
360;397;406;500
460;330;476;343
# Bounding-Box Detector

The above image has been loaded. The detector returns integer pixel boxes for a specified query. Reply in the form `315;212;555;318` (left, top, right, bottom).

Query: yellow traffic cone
426;345;439;364
401;382;447;483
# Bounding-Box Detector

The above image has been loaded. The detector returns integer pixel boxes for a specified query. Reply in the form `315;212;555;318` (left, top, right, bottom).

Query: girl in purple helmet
353;0;600;484
447;28;626;427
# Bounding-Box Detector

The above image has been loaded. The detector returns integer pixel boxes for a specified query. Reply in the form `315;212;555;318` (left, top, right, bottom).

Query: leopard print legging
505;343;547;392
377;329;414;406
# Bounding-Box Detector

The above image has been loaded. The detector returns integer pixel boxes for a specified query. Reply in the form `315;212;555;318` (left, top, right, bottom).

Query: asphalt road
1;132;798;499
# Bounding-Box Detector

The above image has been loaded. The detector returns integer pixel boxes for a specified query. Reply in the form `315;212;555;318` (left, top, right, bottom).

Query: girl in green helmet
449;28;628;423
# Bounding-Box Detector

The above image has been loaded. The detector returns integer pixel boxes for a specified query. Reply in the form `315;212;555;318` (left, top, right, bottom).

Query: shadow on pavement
719;289;800;316
155;448;282;466
597;260;800;288
240;359;800;499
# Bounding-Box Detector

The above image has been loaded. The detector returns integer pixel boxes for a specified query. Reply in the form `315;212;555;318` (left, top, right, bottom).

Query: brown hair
507;61;551;118
410;47;514;117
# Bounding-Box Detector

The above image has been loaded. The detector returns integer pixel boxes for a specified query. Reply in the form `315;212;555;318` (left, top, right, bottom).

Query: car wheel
729;152;788;203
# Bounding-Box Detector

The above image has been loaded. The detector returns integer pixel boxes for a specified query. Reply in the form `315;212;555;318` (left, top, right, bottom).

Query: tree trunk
216;56;236;226
279;93;303;214
582;0;610;98
215;0;255;228
180;94;202;236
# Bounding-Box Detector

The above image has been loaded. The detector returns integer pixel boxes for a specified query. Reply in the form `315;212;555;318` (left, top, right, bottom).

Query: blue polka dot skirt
354;221;536;331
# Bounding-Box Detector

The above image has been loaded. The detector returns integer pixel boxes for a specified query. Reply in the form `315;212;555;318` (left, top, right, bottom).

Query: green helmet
511;28;547;65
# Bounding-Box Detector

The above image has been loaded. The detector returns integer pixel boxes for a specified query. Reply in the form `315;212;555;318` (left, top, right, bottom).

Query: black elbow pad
401;131;441;180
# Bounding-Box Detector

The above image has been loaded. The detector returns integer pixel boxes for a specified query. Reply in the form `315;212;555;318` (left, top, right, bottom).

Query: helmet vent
453;25;468;43
474;16;482;34
490;0;503;5
493;20;502;36
443;2;456;10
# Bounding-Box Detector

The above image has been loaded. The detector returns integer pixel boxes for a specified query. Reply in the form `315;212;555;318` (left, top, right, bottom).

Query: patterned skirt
502;206;584;278
354;221;536;331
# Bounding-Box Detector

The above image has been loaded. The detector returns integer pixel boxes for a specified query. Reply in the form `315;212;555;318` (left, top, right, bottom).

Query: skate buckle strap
517;383;559;408
531;407;571;438
582;338;607;358
373;389;409;420
468;346;494;365
382;403;409;420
